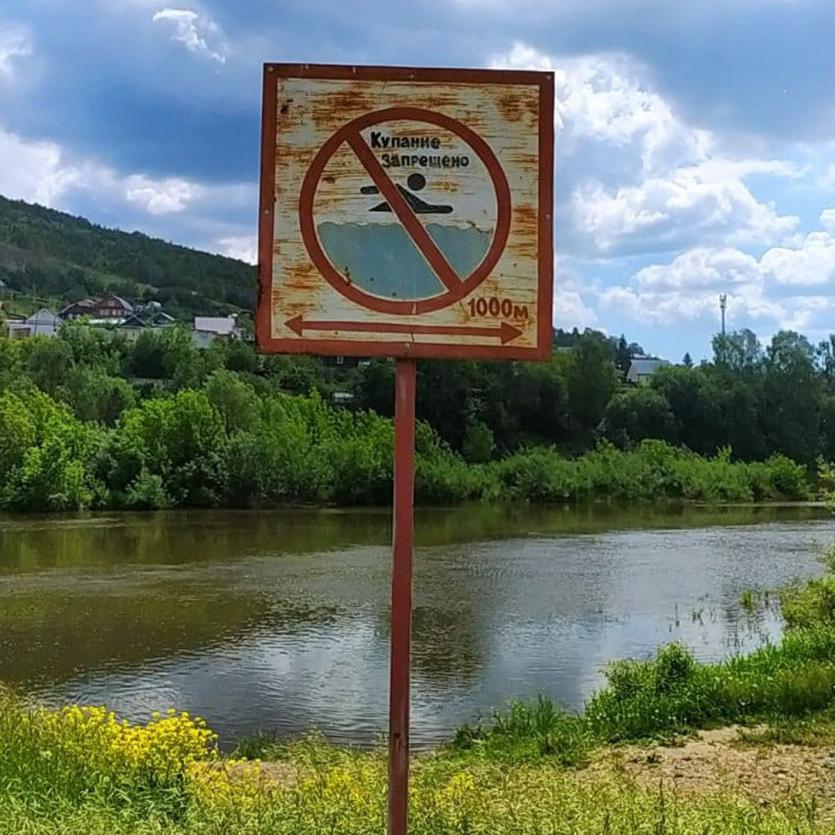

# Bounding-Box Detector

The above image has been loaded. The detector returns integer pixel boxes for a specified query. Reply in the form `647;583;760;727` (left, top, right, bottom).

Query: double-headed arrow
286;315;522;344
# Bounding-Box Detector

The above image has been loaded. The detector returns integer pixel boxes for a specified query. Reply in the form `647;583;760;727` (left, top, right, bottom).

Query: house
6;308;61;339
626;356;671;385
192;315;238;348
114;312;149;341
93;293;134;320
147;310;175;328
59;298;97;320
113;311;174;340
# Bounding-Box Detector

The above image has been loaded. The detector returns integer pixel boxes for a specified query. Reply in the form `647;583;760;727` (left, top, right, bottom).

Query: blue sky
1;0;833;360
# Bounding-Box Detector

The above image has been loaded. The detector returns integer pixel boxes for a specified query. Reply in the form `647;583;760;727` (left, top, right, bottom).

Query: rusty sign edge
264;62;555;87
256;63;555;362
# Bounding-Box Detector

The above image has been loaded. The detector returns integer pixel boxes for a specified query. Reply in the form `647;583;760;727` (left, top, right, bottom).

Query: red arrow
286;315;522;344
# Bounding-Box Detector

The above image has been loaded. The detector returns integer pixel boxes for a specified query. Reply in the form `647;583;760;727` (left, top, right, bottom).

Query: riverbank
2;549;834;832
0;380;815;511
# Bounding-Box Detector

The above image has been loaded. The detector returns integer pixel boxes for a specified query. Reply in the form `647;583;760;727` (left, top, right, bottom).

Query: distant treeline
0;324;821;511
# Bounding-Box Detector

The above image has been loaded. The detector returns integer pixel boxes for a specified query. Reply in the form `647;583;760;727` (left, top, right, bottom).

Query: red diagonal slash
344;131;462;292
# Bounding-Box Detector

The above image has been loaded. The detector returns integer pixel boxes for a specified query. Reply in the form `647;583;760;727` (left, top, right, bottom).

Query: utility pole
719;294;727;338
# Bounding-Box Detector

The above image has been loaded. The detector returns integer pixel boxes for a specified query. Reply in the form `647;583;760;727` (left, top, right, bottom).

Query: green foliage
125;468;171;510
461;418;494;463
0;194;255;317
59;368;136;426
0;389;101;510
494;440;810;505
602;386;677;447
453;695;594;765
0;322;827;512
817;459;835;509
781;577;835;629
118;390;226;506
204;370;260;434
22;336;75;396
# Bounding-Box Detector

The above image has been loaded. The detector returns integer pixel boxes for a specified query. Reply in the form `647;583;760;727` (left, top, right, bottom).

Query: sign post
257;63;554;834
389;357;416;835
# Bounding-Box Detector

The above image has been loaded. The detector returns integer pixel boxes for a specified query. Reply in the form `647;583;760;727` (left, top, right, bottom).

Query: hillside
0;195;256;319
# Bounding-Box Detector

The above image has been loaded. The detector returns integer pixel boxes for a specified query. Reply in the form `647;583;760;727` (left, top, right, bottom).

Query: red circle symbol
299;107;511;315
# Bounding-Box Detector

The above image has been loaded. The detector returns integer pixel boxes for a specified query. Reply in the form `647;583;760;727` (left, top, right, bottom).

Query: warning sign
257;64;554;361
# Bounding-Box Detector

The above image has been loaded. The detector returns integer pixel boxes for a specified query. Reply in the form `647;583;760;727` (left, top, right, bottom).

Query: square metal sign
256;63;554;361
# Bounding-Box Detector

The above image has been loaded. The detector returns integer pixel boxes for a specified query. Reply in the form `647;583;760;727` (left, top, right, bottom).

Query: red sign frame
256;63;554;362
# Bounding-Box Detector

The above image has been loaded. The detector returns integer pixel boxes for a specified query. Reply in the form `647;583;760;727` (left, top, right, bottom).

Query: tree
761;331;823;463
602;387;677;447
615;335;631;373
565;333;618;435
59;368;136;426
713;328;762;374
462;419;495;463
22;337;75;396
118;390;226;505
682;352;693;368
204;370;260;434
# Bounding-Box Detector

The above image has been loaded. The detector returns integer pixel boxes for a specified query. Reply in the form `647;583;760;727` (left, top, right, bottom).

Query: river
0;504;832;747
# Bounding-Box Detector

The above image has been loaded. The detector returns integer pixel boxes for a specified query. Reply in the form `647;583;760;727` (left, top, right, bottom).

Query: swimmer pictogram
361;173;453;215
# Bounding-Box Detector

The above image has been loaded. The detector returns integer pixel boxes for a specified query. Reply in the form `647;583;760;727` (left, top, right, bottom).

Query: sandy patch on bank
591;726;835;803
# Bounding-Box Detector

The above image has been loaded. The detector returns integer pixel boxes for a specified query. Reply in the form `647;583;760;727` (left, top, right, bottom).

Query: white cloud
598;283;821;332
0;128;80;205
598;209;835;332
552;256;601;329
635;247;760;291
0;25;32;79
492;44;709;174
217;234;257;264
491;43;802;258
124;175;199;214
0;123;254;232
759;212;835;287
572;161;799;254
152;8;227;64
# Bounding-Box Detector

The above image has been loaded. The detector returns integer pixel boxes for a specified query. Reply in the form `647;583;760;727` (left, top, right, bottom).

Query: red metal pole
388;357;416;835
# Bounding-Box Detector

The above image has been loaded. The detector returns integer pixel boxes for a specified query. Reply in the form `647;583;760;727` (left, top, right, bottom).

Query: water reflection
0;505;832;747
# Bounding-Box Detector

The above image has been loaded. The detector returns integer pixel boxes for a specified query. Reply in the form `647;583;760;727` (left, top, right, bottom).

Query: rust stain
497;92;525;123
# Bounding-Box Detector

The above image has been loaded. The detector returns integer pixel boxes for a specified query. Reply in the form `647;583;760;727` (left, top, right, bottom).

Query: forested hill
0;195;256;318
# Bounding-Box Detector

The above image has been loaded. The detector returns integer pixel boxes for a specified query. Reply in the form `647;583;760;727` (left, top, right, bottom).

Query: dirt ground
592;726;835;804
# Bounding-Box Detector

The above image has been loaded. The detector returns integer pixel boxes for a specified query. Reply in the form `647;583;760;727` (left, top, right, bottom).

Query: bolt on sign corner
257;63;554;361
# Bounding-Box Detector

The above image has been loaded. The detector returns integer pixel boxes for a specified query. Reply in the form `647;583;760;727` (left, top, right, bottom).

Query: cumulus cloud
0;128;80;206
759;211;835;286
493;43;710;173
553;258;599;329
635;248;761;292
0;25;32;79
492;43;801;258
152;8;227;64
0;122;254;256
217;234;257;264
572;161;799;255
598;208;835;333
124;175;199;215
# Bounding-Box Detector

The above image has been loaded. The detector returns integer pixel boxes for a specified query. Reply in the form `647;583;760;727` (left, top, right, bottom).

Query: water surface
0;504;831;747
